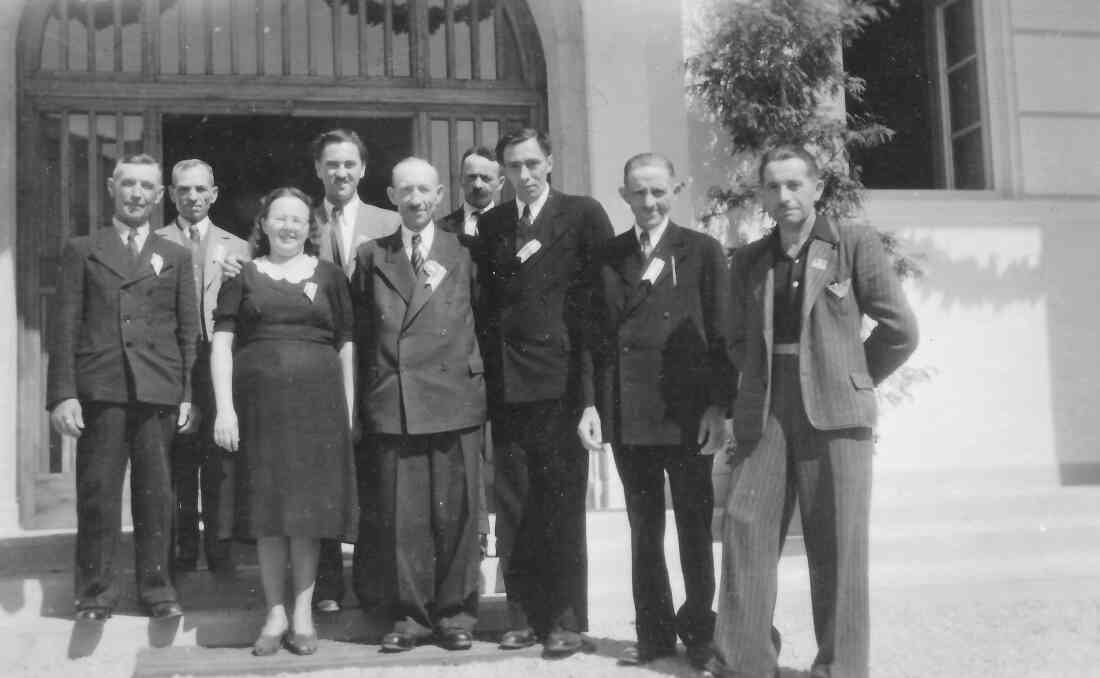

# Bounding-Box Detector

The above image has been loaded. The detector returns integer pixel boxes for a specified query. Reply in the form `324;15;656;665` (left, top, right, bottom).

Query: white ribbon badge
150;253;164;276
641;257;665;284
422;259;447;290
516;239;542;263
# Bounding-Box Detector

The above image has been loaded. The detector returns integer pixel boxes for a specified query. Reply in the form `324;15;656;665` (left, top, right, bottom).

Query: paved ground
4;475;1100;677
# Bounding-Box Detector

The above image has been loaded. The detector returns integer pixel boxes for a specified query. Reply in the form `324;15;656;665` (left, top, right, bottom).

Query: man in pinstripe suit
708;146;918;678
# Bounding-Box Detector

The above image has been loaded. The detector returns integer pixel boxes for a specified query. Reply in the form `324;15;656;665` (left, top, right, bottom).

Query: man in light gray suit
708;145;919;678
157;159;250;573
312;129;403;279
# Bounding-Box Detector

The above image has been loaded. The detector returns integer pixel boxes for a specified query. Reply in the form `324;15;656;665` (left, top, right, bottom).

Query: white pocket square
150;253;164;276
826;278;851;298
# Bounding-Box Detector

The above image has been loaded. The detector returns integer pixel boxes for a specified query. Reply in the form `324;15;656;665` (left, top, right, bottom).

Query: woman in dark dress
211;187;358;656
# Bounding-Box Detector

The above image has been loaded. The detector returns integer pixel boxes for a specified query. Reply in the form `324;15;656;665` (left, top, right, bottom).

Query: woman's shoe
284;631;319;655
251;632;283;656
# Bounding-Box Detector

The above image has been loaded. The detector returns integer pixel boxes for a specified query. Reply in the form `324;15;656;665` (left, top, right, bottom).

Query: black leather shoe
284;631;319;655
543;630;584;658
313;598;342;614
438;628;473;651
618;643;676;665
686;643;714;670
74;607;112;622
499;627;538;650
145;601;183;619
381;631;417;653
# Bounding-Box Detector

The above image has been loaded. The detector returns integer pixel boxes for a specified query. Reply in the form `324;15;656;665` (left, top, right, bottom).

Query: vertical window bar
494;0;505;80
935;4;954;187
256;0;265;76
204;0;214;74
59;111;72;246
59;0;70;71
332;0;342;78
144;109;163;229
449;117;459;201
229;0;238;75
384;0;394;77
115;112;125;166
282;0;291;76
142;0;159;76
113;0;124;72
87;111;100;235
178;0;187;74
469;0;480;80
86;0;96;72
473;116;482;146
358;0;369;76
411;0;426;82
306;0;316;76
445;0;455;79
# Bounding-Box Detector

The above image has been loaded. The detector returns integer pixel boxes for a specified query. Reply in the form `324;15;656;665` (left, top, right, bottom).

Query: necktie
330;204;344;270
639;230;651;260
127;226;141;261
517;203;533;248
467;210;481;237
188;223;202;246
187;223;206;340
411;233;424;277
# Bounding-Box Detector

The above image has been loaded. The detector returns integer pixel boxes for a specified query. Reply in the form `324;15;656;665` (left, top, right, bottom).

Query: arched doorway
16;0;546;528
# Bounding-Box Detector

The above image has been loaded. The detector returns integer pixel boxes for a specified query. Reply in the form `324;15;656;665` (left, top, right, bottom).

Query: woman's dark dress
214;257;357;540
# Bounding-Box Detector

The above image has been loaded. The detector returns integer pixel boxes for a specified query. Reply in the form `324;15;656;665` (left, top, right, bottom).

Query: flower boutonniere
150;253;164;276
422;259;447;291
303;281;318;302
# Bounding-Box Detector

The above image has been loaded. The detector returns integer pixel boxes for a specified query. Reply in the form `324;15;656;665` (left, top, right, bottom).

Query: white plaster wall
865;194;1100;483
581;0;693;233
1018;117;1100;195
0;1;24;533
1010;0;1100;32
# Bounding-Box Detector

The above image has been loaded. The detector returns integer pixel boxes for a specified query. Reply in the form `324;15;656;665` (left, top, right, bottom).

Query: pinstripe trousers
713;355;872;678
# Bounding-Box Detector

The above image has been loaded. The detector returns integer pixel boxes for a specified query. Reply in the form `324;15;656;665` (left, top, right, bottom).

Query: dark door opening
162;115;414;237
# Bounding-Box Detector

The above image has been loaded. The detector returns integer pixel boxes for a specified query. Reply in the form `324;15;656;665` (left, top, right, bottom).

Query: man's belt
773;342;799;355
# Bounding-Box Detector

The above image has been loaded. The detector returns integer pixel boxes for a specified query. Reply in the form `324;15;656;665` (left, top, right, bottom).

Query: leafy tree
685;0;931;404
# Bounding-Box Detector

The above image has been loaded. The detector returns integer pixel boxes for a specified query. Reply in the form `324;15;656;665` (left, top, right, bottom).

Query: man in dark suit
157;158;250;573
350;157;485;653
478;128;614;656
438;145;503;569
578;153;733;671
47;153;198;621
708;146;919;678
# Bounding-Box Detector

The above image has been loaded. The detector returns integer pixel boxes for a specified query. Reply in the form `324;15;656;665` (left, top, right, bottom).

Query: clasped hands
577;404;733;455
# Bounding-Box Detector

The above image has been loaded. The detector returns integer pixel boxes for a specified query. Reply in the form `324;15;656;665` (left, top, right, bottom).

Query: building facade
0;0;1097;532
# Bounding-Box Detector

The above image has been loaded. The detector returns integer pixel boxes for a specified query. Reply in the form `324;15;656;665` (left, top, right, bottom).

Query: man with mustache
157;159;249;574
350;157;485;652
48;154;198;622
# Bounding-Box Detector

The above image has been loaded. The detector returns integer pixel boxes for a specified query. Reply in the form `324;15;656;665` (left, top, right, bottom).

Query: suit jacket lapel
127;233;165;286
403;230;459;329
90;226;139;281
374;231;415;305
518;191;568;271
800;237;837;332
204;225;235;291
748;242;775;376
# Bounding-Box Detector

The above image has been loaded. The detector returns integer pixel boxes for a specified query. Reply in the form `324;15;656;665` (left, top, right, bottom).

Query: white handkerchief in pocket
826;278;851;299
516;239;542;263
642;257;665;284
150;253;164;276
422;259;447;290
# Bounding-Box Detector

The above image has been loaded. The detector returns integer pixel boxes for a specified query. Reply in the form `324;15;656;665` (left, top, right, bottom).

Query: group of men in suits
46;125;918;678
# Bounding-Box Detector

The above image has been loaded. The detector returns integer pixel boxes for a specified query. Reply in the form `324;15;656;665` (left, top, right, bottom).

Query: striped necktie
639;230;651;260
127;226;141;261
411;233;424;277
330;204;344;270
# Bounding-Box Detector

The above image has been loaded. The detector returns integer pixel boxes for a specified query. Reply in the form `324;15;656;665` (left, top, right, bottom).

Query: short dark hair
622;152;676;185
249;187;320;258
310;129;369;165
112;153;161;182
495;128;552;163
461;145;497;166
757;145;821;184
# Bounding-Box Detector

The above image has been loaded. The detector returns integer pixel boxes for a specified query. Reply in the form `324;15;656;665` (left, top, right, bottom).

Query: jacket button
441;364;448;372
440;329;447;336
663;311;670;319
125;341;133;348
622;346;630;353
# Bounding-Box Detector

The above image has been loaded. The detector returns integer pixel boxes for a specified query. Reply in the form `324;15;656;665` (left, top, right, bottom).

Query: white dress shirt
463;200;494;237
634;218;669;257
113;217;150;250
401;221;436;264
514;184;551;222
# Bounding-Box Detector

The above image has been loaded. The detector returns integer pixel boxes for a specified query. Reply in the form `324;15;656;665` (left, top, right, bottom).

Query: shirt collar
634;218;670;251
401;221;435;256
326;196;360;224
772;212;829;259
464;200;493;219
515;185;551;221
177;215;212;240
113;217;149;238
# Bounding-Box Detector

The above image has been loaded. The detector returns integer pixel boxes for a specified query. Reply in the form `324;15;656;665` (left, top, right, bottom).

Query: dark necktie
467;210;481;237
411;233;424;277
517;203;534;248
639;230;651;260
127;226;141;261
330;204;344;270
187;223;206;340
